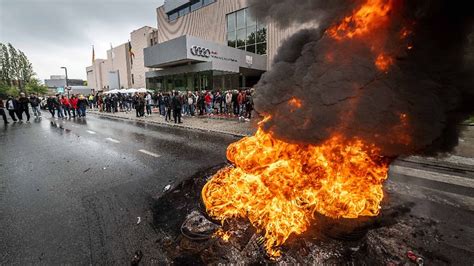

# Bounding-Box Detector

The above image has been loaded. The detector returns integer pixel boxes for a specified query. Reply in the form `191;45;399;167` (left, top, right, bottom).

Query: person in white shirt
145;93;153;116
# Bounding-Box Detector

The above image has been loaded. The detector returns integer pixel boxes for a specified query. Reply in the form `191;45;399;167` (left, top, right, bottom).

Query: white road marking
86;130;96;135
390;165;474;189
105;137;120;143
138;149;161;158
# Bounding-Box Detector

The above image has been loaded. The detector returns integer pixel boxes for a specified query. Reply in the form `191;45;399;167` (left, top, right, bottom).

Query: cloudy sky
0;0;164;82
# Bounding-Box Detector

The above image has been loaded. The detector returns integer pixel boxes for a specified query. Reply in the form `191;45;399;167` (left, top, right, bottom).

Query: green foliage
25;78;48;95
0;83;19;97
0;42;35;92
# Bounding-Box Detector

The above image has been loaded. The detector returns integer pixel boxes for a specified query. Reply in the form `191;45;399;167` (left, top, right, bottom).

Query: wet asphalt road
0;115;238;264
0;115;473;264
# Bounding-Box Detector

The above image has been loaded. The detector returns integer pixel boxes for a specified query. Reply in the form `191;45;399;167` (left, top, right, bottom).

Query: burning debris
201;0;473;259
202;126;389;256
152;166;450;264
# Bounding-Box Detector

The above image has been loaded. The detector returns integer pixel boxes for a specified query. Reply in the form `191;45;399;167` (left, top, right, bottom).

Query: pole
61;67;69;97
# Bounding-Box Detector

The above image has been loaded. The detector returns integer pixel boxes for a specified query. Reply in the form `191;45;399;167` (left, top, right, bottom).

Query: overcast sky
0;0;164;82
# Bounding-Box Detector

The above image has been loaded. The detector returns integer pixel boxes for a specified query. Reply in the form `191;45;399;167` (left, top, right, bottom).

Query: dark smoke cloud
251;0;474;156
247;0;356;29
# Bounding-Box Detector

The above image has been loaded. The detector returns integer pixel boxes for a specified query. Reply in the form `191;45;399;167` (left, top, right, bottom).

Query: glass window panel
246;44;256;54
179;6;190;16
191;1;202;11
246;9;256;26
247;25;256;45
168;12;178;21
203;0;214;6
227;13;236;32
256;27;267;43
227;31;236;47
236;29;246;47
236;9;246;30
257;42;267;55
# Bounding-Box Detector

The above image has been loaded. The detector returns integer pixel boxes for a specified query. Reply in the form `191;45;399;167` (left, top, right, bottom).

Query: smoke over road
249;0;474;156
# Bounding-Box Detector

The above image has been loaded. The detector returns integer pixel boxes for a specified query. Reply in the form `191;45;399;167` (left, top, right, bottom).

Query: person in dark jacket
245;91;254;119
172;92;182;124
164;93;172;122
29;94;42;118
77;95;89;117
0;98;8;124
46;96;55;118
6;96;18;122
17;92;30;122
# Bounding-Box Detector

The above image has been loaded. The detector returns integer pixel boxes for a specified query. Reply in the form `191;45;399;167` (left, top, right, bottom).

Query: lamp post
61;66;69;97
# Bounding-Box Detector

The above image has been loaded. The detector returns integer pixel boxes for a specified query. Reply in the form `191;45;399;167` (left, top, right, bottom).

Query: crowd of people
94;89;255;124
0;89;255;125
0;93;91;124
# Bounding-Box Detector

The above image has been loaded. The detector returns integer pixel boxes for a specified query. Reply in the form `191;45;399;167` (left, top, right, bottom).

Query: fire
375;53;393;71
288;97;302;109
327;0;395;72
327;0;393;40
202;127;389;257
214;229;231;242
202;0;401;257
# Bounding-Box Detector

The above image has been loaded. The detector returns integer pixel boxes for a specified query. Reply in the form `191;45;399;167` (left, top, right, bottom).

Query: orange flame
375;53;394;71
327;0;393;40
202;127;389;257
288;97;302;109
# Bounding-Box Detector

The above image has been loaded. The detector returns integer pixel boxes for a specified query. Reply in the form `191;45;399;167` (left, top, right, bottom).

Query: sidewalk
89;110;257;137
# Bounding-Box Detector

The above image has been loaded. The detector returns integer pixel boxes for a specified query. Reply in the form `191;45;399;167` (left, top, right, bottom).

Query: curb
90;112;251;138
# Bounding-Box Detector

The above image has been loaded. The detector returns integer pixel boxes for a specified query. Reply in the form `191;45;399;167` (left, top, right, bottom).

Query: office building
144;0;301;91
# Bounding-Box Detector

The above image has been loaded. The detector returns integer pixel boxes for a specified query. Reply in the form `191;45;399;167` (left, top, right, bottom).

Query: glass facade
167;0;216;21
226;8;267;55
148;71;246;92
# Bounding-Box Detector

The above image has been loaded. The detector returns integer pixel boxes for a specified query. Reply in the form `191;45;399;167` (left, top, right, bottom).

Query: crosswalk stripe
87;130;96;135
105;137;120;143
390;165;474;189
138;149;161;158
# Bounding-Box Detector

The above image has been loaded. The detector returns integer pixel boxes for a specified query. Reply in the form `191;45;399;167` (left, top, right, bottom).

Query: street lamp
61;66;69;97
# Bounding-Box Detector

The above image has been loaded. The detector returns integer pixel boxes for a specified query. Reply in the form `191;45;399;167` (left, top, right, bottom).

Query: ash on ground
151;165;450;265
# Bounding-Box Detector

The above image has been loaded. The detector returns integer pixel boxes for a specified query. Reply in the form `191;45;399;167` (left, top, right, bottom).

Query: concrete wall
155;0;304;69
130;26;157;88
86;59;107;91
107;43;131;89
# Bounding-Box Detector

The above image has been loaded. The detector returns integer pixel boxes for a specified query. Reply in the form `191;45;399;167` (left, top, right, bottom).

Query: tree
0;42;35;93
0;43;12;86
25;78;48;95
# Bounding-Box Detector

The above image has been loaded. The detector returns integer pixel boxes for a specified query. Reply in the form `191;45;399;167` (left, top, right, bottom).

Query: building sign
245;55;253;66
190;45;211;58
57;87;64;93
190;44;239;63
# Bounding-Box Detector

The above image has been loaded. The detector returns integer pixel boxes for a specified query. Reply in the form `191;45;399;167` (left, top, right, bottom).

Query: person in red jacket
61;95;72;118
204;91;212;115
70;95;79;118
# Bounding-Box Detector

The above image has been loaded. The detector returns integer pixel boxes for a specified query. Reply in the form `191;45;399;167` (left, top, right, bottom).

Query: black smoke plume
249;0;474;156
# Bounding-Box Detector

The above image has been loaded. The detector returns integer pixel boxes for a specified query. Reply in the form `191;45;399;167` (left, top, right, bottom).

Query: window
168;0;216;21
227;31;236;48
236;29;246;48
227;12;236;32
190;1;202;11
236;9;245;30
226;8;267;55
168;12;178;21
203;0;215;6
